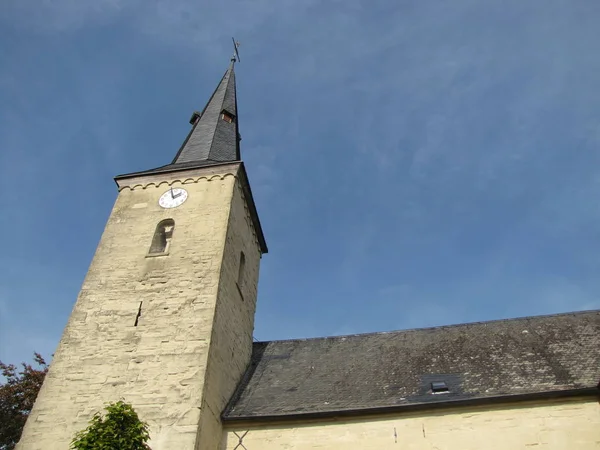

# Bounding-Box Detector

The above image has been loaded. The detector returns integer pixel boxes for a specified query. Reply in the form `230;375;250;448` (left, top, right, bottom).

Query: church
17;53;600;449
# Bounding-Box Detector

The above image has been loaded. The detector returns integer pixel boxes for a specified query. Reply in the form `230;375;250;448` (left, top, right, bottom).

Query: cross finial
231;37;241;63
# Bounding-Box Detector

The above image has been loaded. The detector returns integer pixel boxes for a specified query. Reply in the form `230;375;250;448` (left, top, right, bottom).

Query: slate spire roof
114;57;268;253
172;59;240;165
116;59;241;178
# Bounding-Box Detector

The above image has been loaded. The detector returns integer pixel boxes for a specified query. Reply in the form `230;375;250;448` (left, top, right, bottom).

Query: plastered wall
223;397;600;449
17;163;261;450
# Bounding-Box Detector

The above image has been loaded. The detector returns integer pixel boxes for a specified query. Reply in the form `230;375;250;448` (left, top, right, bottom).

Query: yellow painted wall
17;163;262;450
223;397;600;449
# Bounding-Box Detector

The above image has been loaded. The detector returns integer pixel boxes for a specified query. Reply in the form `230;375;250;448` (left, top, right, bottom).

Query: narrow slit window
148;219;175;255
237;251;246;288
221;110;235;123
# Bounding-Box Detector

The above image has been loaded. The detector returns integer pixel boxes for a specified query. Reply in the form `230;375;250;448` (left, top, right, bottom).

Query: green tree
0;353;48;450
71;400;151;450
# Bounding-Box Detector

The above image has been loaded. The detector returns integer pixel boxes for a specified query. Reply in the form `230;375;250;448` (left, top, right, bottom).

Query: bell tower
17;58;267;450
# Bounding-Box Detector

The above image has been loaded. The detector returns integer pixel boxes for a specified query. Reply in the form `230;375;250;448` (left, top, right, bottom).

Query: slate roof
115;60;240;182
173;60;240;164
223;310;600;421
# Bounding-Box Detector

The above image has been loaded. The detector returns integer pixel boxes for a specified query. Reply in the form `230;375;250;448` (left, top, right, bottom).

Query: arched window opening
237;251;246;289
148;219;175;255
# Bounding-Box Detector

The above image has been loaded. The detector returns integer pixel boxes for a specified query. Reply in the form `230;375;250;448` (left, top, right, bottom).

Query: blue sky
1;0;600;367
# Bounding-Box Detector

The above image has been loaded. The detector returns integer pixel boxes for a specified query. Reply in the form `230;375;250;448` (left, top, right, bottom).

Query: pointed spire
114;52;268;254
172;60;240;165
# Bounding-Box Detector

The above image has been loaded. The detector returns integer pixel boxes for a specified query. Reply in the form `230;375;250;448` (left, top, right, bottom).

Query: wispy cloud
1;0;129;33
2;0;600;365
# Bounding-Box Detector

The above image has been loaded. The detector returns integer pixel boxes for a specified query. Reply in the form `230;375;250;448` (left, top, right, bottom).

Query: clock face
158;188;188;208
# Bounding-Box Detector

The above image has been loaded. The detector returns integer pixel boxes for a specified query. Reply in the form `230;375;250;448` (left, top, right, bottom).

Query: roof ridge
253;308;600;344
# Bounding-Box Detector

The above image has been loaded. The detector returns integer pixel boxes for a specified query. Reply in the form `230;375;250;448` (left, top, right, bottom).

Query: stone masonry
17;163;262;450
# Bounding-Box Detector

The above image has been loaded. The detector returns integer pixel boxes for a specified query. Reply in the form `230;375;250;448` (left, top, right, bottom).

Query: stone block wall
195;176;263;449
17;163;262;450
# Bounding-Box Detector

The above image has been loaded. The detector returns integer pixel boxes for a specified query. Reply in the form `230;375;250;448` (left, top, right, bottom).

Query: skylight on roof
431;381;449;393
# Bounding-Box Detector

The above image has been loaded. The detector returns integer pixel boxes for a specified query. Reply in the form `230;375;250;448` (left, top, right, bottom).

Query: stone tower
17;58;267;450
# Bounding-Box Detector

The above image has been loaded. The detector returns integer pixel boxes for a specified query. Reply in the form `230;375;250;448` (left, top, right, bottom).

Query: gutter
221;386;599;425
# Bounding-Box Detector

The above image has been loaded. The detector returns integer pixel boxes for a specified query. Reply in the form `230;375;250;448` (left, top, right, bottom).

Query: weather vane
231;37;241;63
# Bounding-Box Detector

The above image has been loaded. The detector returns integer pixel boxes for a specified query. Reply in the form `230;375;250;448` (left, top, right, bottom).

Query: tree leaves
70;401;151;450
0;353;48;450
1;356;151;450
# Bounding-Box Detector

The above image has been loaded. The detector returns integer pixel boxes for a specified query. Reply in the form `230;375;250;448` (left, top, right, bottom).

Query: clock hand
170;187;174;199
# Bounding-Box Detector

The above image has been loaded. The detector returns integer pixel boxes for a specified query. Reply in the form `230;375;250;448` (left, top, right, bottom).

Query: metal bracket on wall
233;430;249;450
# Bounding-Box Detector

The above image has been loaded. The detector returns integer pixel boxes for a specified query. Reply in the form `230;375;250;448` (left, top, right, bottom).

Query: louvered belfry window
221;110;235;123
